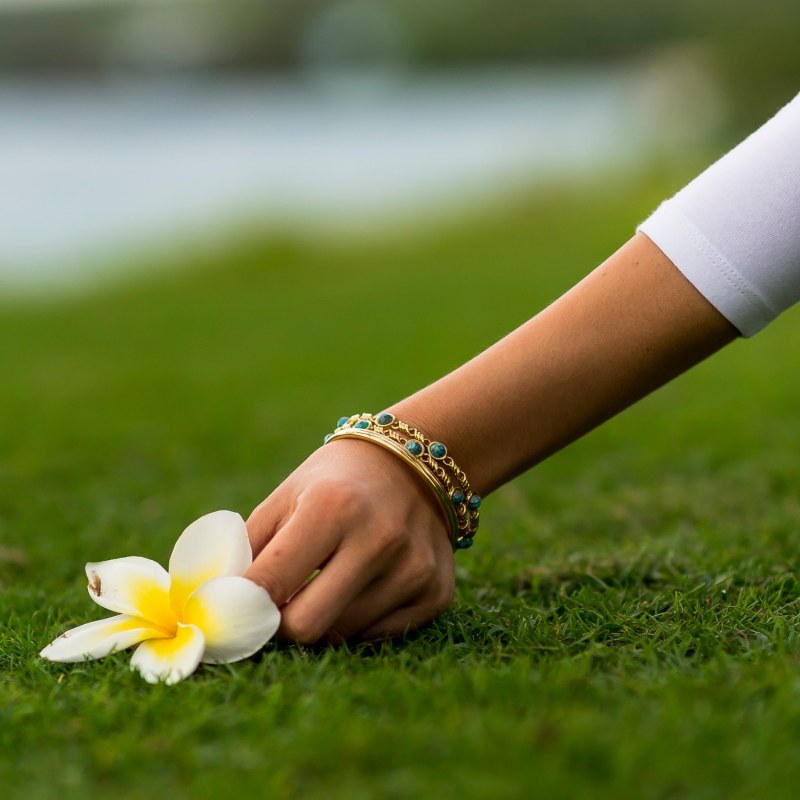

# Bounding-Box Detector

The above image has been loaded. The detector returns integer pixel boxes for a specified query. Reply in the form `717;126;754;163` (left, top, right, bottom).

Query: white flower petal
40;614;169;663
129;622;205;685
85;556;175;630
182;576;280;664
168;510;252;615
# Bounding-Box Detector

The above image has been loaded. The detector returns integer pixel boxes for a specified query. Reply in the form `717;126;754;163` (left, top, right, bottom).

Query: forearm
388;232;738;495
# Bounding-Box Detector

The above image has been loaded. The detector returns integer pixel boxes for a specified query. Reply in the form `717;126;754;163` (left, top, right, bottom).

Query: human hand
244;438;456;643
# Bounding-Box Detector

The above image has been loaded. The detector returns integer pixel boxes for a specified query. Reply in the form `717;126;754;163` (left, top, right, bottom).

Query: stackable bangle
323;412;481;551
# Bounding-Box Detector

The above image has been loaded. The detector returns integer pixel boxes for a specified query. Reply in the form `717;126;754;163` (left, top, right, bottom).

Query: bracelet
323;413;481;551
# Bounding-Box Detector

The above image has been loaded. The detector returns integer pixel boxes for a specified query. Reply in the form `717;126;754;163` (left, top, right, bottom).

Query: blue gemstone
323;433;334;444
337;416;350;427
405;441;423;457
468;494;482;510
354;420;370;429
430;442;447;459
376;413;394;426
451;489;466;505
457;538;475;549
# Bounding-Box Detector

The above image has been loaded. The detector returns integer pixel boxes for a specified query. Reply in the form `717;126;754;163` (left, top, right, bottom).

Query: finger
323;529;455;642
320;565;432;643
246;484;294;555
323;595;419;645
359;601;448;641
277;548;389;644
244;493;346;606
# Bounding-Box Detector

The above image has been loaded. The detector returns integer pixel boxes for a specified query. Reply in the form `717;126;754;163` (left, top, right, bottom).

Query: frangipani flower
41;510;279;685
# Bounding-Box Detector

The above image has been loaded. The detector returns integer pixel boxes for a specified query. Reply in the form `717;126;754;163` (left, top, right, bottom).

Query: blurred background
4;9;800;794
1;0;798;294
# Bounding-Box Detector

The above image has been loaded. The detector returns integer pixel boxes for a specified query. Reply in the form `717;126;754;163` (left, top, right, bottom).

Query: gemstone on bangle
376;413;394;426
405;440;424;457
456;537;474;549
337;416;350;428
468;494;482;510
429;442;447;460
451;489;466;505
323;433;334;444
354;420;370;429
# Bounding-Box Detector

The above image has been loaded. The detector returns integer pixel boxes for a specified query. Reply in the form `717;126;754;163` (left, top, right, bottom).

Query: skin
245;233;738;643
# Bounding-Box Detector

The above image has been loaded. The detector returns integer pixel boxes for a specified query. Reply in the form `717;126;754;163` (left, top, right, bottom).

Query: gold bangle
323;413;481;551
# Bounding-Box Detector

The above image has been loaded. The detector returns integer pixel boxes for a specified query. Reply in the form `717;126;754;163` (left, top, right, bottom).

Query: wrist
326;412;483;549
382;398;491;496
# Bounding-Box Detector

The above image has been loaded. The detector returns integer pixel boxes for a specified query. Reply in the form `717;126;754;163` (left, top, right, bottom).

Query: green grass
3;171;800;799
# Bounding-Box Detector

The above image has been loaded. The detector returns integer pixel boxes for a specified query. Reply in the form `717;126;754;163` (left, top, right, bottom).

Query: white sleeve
637;92;800;337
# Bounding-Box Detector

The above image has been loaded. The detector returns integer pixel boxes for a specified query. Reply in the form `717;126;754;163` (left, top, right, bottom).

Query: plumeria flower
40;510;280;685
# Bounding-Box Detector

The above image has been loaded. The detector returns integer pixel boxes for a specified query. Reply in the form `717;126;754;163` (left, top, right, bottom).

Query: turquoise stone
405;440;423;457
451;489;466;505
376;413;394;426
468;494;482;510
337;416;350;427
456;538;474;549
354;420;370;429
323;433;334;444
429;442;447;459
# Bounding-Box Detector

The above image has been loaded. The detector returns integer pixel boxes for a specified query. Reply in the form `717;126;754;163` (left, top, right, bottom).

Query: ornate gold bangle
323;413;481;551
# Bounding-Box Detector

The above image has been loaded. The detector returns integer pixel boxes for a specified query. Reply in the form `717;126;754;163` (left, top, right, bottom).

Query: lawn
3;171;800;799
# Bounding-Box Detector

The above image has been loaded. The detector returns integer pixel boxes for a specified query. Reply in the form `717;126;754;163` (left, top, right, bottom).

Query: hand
244;438;456;643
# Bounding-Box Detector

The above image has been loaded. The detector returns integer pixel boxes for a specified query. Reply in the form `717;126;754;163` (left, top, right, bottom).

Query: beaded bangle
323;413;481;551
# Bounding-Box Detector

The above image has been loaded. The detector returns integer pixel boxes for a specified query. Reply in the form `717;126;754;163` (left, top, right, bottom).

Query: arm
246;93;800;643
389;232;736;495
245;232;736;642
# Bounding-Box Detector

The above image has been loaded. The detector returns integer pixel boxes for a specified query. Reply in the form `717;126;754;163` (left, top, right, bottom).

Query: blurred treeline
1;0;797;132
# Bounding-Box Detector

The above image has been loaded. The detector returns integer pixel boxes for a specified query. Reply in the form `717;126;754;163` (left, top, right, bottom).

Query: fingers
317;583;419;644
277;549;389;644
244;486;348;606
246;483;294;555
245;478;392;607
283;545;455;644
359;596;454;641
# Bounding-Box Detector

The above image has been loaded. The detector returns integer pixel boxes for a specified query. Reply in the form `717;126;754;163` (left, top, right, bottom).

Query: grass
3;170;800;799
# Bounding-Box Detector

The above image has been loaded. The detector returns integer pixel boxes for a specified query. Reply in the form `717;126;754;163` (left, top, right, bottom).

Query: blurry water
0;68;672;291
